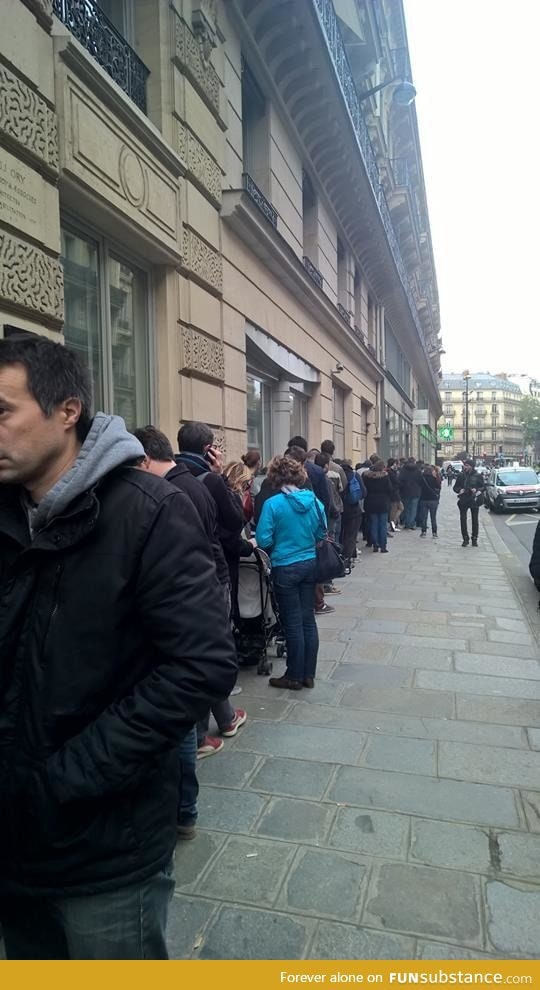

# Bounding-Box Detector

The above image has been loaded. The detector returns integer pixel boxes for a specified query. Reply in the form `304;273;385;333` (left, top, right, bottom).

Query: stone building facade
0;0;441;462
438;373;524;462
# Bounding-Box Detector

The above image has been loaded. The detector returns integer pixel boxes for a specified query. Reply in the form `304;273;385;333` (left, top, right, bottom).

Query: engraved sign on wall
0;149;40;237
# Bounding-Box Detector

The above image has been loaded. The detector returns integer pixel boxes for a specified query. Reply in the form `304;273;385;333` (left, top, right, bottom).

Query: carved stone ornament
174;15;220;117
192;2;218;62
182;227;223;294
178;123;221;205
181;326;224;382
0;64;58;172
21;0;53;30
0;232;63;323
118;146;148;208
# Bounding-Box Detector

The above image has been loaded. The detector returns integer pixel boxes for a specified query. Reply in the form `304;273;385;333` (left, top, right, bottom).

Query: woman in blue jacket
256;455;326;690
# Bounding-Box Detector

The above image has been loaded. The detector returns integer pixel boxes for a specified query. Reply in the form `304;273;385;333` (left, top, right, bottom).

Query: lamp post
358;78;417;106
463;370;471;458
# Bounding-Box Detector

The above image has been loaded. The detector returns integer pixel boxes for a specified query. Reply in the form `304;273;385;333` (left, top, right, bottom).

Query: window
98;0;134;41
384;322;410;395
337;238;347;310
445;391;451;401
61;224;151;430
302;171;317;266
492;431;497;440
492;403;497;412
444;405;453;416
242;59;268;191
290;389;308;441
246;373;272;461
333;385;345;458
477;431;483;440
476;391;483;400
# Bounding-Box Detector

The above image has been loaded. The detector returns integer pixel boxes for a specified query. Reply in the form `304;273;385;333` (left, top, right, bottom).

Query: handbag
313;498;346;583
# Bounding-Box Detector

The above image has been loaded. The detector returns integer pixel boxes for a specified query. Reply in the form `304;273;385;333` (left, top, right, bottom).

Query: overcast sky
403;0;537;378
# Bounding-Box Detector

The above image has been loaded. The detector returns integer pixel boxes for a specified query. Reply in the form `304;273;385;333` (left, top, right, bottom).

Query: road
487;507;538;568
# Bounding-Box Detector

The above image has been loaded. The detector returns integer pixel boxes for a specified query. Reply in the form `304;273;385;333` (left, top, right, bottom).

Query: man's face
0;363;72;490
464;464;472;473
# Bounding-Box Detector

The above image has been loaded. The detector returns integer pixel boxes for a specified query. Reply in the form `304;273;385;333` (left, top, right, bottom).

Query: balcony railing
303;256;324;289
243;173;278;228
337;303;351;324
390;158;409;188
52;0;149;113
311;0;434;379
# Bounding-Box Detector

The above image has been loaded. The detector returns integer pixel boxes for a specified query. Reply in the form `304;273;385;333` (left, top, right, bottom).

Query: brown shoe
269;675;302;690
303;678;315;688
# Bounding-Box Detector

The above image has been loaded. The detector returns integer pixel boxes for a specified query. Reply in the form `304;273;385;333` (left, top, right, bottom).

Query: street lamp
358;77;417;107
463;370;471;458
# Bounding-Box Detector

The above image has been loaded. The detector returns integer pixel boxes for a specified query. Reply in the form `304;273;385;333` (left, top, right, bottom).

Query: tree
519;395;540;445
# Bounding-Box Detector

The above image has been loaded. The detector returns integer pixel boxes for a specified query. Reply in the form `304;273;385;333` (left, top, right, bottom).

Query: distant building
438;373;523;461
508;375;540;401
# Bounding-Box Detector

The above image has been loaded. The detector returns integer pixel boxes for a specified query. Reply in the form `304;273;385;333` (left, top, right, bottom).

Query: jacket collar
0;483;100;552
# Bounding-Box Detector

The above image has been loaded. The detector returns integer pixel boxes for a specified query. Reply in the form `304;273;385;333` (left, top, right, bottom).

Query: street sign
438;426;454;440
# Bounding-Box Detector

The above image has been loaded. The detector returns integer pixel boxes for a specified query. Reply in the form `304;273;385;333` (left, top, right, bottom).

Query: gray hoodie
28;413;144;536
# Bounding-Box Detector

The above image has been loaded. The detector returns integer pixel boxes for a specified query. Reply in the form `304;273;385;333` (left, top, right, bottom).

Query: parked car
484;467;540;513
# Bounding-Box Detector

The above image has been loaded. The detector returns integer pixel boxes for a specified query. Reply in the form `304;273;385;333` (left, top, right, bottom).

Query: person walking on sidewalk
256;455;326;690
0;336;237;959
453;459;486;547
363;459;393;553
418;464;442;538
398;457;424;530
387;457;402;532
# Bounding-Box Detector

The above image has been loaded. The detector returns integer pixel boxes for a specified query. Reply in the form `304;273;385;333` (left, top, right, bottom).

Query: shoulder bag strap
312;494;328;536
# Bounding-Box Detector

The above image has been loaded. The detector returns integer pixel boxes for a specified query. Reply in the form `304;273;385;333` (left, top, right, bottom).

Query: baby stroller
234;547;278;675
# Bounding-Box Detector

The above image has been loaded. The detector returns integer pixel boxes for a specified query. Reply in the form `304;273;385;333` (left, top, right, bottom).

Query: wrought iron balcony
52;0;149;113
243;173;278;228
311;0;434;378
303;256;324;289
337;303;351;324
391;158;409;188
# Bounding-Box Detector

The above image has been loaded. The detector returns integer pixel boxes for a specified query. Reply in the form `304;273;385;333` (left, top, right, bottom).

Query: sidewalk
170;488;540;960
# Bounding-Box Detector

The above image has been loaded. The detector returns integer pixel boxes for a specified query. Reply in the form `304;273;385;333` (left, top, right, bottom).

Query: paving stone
202;835;296;906
197;751;260;788
317;642;348;661
454;652;540;681
528;728;540;749
417;669;540;700
437;594;517;608
457;695;540;727
312;921;414;959
480;604;527;619
486;881;540;957
167;895;216;959
418;941;500;960
364;863;481;944
297;680;345;705
349;633;470;652
330;664;413;688
198;905;314;959
497;831;540;879
521;792;540;833
255;797;334;844
361;733;436;775
354;619;409;634
198;786;267;832
370;608;449;624
278;847;367;920
234;722;366;764
410;819;490;873
248;757;334;799
496;617;532;632
243;699;295;721
173;830;227;891
439;740;540;789
407;623;479;640
467;639;539;660
391;646;453;670
342;642;396;662
284;703;373;730
329;806;409;858
329;766;519;827
362;599;416;610
318;628;341;641
487;629;534;646
312;661;338;680
339;685;454;718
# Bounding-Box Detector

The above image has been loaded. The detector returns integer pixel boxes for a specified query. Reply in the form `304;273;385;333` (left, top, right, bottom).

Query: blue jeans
328;514;342;544
403;496;419;528
178;726;198;826
370;512;388;549
419;500;439;534
272;558;319;682
0;861;175;958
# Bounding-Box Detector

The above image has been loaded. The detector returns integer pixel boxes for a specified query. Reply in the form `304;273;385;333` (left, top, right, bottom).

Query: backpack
326;476;342;518
343;472;364;505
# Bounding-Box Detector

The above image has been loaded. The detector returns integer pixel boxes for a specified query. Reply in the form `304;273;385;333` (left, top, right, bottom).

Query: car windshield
495;470;538;486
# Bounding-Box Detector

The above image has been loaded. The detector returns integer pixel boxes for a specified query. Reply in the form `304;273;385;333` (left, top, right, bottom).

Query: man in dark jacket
398;457;424;530
453;459;485;547
530;520;540;600
287;436;330;515
0;337;237;959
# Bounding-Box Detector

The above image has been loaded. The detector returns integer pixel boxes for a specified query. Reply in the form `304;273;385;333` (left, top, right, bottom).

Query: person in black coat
529;519;540;597
398;458;424;529
453;459;486;547
0;336;237;959
363;460;393;552
418;465;442;538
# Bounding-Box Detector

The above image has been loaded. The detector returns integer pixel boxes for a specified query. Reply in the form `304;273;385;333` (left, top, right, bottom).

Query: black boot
462;539;469;547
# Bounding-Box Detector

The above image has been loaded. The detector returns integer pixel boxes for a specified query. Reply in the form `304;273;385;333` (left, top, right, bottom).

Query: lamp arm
358;75;400;102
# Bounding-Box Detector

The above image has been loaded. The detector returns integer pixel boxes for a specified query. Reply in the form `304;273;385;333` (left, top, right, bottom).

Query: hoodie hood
365;469;387;479
281;488;317;513
30;413;144;533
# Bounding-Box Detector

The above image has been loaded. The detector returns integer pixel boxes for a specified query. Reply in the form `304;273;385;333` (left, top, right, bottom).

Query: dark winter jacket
529;520;540;590
363;470;393;514
387;466;401;502
453;470;485;508
176;453;245;564
398;463;424;499
0;420;237;897
164;460;229;585
254;459;330;524
419;472;442;502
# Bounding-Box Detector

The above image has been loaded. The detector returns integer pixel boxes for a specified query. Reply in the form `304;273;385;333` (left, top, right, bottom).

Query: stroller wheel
258;659;272;676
